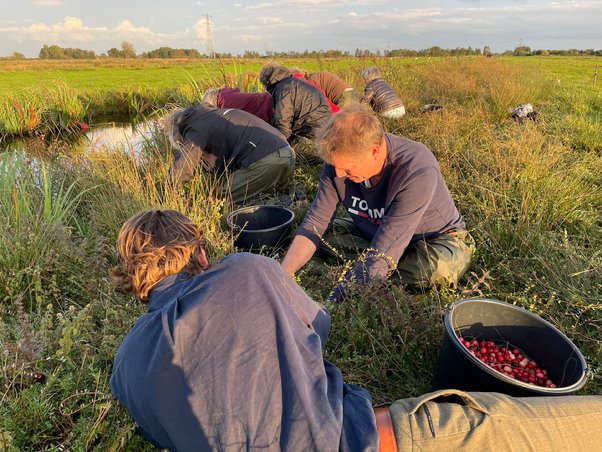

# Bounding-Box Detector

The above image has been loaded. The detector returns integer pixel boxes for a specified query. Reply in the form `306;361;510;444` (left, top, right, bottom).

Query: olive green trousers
319;218;475;288
223;145;295;204
389;389;602;452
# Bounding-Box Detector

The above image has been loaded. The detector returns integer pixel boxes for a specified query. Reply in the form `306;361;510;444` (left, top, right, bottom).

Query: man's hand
326;282;348;304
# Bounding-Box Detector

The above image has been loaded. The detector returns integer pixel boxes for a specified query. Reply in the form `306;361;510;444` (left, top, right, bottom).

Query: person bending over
307;70;360;108
281;105;474;301
360;66;406;119
202;87;273;124
288;67;341;114
110;209;602;452
166;103;294;204
259;62;332;146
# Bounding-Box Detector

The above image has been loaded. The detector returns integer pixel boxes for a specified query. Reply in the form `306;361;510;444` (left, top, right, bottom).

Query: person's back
167;105;295;203
360;66;405;118
362;79;405;117
171;104;287;175
111;251;378;451
216;87;273;123
292;73;341;114
307;71;351;105
260;65;332;143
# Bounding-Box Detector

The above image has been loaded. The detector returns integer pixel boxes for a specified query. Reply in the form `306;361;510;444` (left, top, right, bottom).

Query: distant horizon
1;0;601;58
5;43;602;59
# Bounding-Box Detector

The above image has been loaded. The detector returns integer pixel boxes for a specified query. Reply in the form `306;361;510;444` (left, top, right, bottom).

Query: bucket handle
408;389;490;416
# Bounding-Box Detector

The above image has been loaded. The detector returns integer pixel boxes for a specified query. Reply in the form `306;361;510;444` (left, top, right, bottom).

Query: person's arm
271;85;294;141
360;82;374;106
282;165;341;273
167;141;204;186
281;235;318;275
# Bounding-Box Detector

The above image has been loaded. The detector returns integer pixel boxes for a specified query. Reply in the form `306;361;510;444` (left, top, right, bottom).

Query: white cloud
0;16;191;50
33;0;63;6
193;18;209;41
240;33;262;42
290;0;350;5
348;11;358;16
246;0;351;10
257;16;284;25
246;2;274;10
25;16;101;42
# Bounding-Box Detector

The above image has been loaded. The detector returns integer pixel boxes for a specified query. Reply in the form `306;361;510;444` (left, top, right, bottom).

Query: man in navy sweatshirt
281;105;475;300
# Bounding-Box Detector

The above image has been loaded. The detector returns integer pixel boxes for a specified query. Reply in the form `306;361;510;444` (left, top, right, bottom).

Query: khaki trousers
224;145;295;204
388;389;602;452
319;218;475;288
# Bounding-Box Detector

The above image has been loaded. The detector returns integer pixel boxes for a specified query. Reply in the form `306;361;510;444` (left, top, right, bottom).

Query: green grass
1;56;601;450
503;56;602;91
0;57;425;97
0;57;429;140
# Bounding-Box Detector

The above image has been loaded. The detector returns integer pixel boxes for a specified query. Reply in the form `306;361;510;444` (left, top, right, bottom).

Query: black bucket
227;205;294;250
433;298;588;396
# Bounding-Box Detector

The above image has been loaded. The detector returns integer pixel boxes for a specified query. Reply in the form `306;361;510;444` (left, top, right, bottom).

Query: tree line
2;43;601;60
36;42;201;59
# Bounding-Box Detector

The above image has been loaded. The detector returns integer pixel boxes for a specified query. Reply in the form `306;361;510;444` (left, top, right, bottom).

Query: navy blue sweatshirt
297;133;465;284
111;253;378;451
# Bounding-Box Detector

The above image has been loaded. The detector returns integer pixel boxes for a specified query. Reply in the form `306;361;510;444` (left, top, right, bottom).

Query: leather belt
374;407;398;452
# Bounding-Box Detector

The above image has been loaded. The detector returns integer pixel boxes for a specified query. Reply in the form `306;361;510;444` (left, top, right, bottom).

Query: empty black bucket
433;298;588;396
227;205;294;250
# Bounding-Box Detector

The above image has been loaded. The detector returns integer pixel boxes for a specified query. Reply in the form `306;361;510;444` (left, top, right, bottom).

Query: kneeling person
167;103;295;203
281;105;475;301
110;209;376;451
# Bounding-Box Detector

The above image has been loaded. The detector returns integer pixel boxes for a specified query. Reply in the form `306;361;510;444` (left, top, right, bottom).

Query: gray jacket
361;78;404;114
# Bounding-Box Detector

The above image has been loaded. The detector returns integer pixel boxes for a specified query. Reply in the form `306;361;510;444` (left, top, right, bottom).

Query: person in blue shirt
110;209;377;451
110;209;602;452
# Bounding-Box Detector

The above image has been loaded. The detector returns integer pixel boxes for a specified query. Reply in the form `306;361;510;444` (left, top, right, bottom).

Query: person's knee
395;239;470;288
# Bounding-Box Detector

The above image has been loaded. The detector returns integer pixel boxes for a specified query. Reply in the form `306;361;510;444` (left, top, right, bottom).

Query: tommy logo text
347;196;384;225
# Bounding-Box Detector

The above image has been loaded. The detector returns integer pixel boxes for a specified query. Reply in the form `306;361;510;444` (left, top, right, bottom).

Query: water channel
2;120;160;157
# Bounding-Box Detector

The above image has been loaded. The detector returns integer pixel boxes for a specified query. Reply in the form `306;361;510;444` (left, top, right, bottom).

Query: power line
204;13;214;57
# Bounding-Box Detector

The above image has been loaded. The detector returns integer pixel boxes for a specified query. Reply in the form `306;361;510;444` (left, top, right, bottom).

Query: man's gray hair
202;88;219;107
258;61;281;87
317;104;384;163
288;66;307;77
360;66;382;83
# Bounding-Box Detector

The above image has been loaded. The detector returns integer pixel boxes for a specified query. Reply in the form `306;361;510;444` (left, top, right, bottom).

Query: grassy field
1;56;601;450
0;57;423;138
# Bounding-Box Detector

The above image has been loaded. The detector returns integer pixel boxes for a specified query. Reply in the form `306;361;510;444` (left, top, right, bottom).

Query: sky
0;0;601;57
